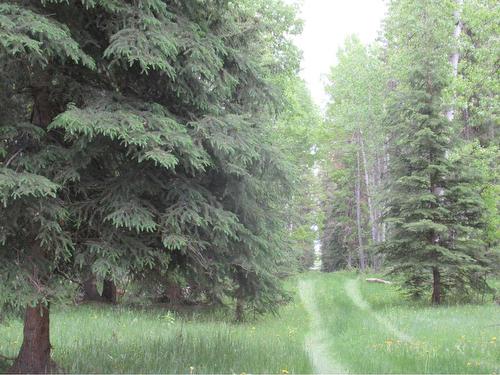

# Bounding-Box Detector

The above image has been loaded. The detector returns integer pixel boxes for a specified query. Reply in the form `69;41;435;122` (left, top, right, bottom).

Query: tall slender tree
321;36;387;270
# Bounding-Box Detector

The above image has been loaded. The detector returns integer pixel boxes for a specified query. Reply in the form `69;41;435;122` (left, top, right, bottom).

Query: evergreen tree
0;0;301;371
320;155;356;271
382;0;496;303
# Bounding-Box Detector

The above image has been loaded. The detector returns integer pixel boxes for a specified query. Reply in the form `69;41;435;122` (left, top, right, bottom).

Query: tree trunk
82;274;103;302
355;147;366;271
102;278;117;304
10;75;58;374
381;138;389;243
347;248;352;269
82;275;116;303
9;304;54;374
162;283;183;304
233;268;246;322
447;0;463;121
431;267;442;305
359;130;378;244
235;296;244;322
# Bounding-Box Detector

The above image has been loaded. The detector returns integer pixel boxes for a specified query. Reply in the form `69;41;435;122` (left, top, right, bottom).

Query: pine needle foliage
382;0;497;302
0;0;301;318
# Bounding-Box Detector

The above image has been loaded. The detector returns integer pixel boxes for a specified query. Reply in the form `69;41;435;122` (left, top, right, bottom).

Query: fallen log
366;278;392;284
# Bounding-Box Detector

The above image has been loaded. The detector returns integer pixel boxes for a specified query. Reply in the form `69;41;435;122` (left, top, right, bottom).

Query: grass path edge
298;278;347;374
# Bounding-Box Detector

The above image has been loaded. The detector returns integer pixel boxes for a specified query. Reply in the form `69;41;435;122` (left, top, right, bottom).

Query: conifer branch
3;148;23;167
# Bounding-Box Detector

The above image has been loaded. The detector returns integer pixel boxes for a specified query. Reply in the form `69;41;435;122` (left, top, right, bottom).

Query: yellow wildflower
281;370;289;374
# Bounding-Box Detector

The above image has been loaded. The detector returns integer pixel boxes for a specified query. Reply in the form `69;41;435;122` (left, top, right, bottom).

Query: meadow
0;279;312;374
1;272;498;374
309;271;499;374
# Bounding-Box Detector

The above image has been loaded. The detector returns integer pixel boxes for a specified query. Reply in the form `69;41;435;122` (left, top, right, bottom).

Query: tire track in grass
344;278;500;373
298;279;347;374
344;278;412;343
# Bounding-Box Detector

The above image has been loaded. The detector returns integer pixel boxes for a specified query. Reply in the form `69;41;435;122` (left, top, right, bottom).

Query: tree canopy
0;1;318;372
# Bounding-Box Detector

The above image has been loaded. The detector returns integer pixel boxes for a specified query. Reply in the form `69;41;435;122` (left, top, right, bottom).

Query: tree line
319;0;499;303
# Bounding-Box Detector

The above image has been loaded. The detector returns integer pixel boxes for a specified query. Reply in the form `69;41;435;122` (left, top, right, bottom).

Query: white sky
288;0;387;108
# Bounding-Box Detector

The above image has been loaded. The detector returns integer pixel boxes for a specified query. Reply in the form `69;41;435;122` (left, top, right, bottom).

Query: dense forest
0;0;498;374
319;0;498;303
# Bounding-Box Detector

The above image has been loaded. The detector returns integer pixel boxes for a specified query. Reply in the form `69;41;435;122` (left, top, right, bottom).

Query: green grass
1;272;498;374
0;280;312;374
308;271;500;373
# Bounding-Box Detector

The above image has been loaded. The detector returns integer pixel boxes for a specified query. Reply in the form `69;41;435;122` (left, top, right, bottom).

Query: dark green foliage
0;0;301;319
382;0;497;302
320;163;355;272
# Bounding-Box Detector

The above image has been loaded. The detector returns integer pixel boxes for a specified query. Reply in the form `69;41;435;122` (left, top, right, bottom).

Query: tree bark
235;296;244;322
102;278;117;304
9;304;54;374
346;226;353;269
162;283;183;304
234;268;246;322
381;138;389;243
355;146;366;271
359;130;378;244
447;0;463;121
82;274;117;303
431;267;442;305
82;274;103;302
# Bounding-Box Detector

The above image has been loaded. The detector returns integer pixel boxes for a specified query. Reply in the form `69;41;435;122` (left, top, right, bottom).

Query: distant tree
320;36;387;271
273;77;322;271
453;0;499;263
315;0;497;301
455;0;499;145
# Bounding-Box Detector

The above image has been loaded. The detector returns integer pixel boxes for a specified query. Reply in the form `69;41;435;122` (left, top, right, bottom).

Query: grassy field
1;272;498;374
0;279;312;374
309;271;499;374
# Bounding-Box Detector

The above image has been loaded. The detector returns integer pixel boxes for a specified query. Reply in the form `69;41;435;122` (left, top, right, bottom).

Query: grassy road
299;278;346;373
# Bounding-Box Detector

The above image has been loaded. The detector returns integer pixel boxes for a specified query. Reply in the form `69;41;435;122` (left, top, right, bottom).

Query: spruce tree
0;0;300;371
382;0;495;303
